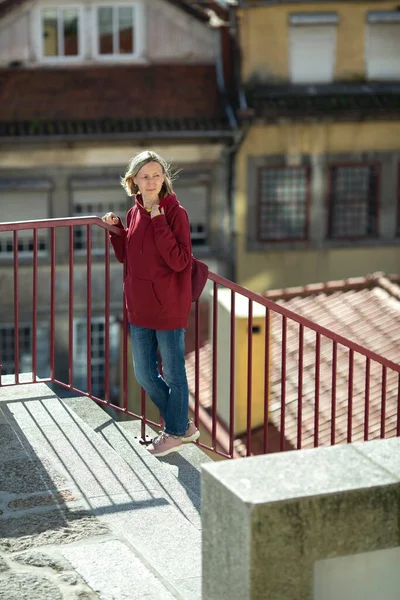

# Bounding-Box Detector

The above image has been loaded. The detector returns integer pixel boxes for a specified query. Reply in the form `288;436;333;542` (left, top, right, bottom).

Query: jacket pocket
124;276;161;318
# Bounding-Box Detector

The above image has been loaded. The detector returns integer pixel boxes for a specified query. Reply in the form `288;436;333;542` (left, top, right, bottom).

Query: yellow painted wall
236;121;400;293
239;1;398;82
234;314;268;434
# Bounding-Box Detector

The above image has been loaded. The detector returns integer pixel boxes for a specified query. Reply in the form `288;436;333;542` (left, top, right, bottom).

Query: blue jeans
129;324;189;437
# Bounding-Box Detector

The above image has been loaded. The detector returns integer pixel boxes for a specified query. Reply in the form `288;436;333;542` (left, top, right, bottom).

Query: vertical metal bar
141;387;147;441
314;332;321;448
263;306;270;454
397;372;400;437
123;260;128;412
32;229;38;381
364;357;370;441
297;324;304;450
229;291;236;457
104;229;110;403
50;228;56;380
194;299;200;429
331;341;337;446
69;227;74;388
246;299;253;457
211;282;218;449
280;316;287;452
347;349;354;443
380;365;387;439
13;230;19;383
86;225;92;396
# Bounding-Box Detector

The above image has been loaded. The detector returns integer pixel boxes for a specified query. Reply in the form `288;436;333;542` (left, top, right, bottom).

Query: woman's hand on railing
102;212;119;226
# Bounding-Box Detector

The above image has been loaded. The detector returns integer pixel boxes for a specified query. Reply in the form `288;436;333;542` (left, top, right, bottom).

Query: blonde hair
121;150;176;198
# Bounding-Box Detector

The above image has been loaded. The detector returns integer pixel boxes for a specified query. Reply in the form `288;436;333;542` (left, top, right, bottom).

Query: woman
102;150;199;457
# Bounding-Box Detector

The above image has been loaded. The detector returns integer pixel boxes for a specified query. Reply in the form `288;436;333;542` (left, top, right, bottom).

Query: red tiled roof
263;273;400;453
0;64;225;126
185;273;400;456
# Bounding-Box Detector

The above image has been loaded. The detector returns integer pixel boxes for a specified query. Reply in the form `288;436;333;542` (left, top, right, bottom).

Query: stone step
0;379;202;599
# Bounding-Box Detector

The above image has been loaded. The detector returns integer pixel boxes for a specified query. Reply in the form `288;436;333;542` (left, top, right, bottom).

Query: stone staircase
0;376;212;599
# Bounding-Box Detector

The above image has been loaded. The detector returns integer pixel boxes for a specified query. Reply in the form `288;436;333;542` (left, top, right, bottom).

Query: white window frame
92;2;144;61
37;4;84;63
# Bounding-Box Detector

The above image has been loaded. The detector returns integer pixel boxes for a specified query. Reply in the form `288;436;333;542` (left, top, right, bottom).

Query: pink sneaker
183;420;200;443
148;432;183;457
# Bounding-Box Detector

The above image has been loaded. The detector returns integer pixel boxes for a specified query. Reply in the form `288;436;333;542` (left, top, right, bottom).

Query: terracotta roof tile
0;65;230;136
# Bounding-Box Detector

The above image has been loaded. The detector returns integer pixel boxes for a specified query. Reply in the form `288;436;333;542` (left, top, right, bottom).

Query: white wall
314;547;400;600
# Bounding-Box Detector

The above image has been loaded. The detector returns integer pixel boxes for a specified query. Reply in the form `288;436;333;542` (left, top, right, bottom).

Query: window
95;4;140;58
0;188;49;256
73;317;119;399
173;183;208;246
39;5;81;60
0;324;49;376
72;188;127;253
0;325;32;375
258;167;310;242
289;13;338;84
328;164;379;239
366;12;400;81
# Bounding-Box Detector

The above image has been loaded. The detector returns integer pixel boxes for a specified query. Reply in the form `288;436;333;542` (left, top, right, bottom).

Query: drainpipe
217;3;253;281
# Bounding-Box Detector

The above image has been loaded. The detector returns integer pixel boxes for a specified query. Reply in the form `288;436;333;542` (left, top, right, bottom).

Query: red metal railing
1;216;399;459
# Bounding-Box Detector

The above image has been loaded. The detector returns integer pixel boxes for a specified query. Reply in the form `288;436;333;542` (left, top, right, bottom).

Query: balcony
0;216;399;598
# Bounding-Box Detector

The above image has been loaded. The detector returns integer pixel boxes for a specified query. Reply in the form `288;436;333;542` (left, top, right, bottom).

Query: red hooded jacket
109;193;192;330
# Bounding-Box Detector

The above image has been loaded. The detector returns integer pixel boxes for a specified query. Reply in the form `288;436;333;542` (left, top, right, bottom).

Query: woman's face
133;161;165;201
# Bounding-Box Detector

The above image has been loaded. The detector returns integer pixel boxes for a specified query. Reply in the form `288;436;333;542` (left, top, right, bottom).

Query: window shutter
366;24;400;80
290;25;337;84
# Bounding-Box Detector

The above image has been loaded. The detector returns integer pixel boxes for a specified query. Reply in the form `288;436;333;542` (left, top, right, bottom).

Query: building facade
0;0;237;399
233;0;400;293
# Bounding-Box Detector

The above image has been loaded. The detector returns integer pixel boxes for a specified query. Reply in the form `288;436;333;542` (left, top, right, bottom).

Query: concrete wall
235;122;400;292
202;436;400;600
239;1;398;83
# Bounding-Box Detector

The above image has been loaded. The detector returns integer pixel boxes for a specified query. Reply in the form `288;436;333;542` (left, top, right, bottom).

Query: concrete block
202;439;400;600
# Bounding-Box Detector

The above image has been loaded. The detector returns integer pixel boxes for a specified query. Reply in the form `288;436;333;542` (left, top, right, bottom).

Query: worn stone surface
0;572;63;600
87;492;201;583
72;591;98;599
57;572;83;585
0;458;69;495
61;539;177;600
0;424;29;463
8;490;78;511
93;420;202;529
1;394;78;430
13;551;71;572
0;557;9;573
18;421;159;499
175;576;202;600
0;508;110;553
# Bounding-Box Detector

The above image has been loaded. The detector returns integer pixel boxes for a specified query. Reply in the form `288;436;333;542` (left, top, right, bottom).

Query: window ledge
247;238;400;252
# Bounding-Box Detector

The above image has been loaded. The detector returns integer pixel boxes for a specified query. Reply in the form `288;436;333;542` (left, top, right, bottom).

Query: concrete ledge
201;438;400;600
